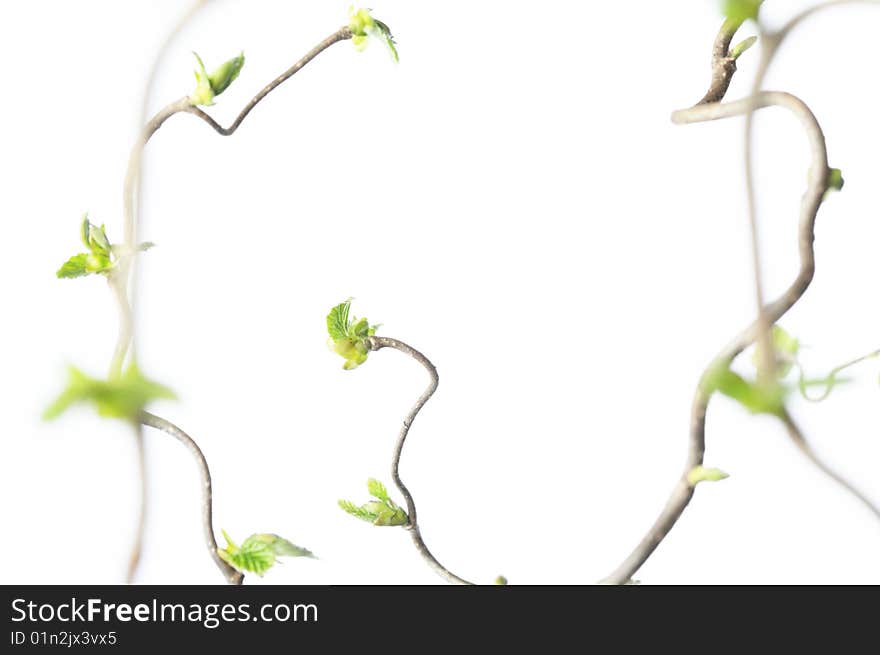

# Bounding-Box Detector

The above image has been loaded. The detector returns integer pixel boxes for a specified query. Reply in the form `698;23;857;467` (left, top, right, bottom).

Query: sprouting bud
687;465;730;487
347;7;399;61
730;36;757;60
494;575;508;586
827;168;844;193
191;51;245;106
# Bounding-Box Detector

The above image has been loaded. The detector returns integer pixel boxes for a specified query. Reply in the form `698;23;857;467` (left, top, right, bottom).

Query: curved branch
139;411;244;585
366;336;474;585
601;90;829;585
779;408;880;522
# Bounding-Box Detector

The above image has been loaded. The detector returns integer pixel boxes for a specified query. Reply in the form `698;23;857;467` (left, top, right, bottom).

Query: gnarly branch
601;91;829;585
778;409;880;522
366;336;474;585
139;411;244;585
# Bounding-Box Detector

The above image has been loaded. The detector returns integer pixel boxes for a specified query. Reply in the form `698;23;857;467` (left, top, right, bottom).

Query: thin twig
601;90;830;585
125;423;147;584
139;411;244;585
366;336;474;585
798;349;880;402
778;408;880;522
181;27;353;136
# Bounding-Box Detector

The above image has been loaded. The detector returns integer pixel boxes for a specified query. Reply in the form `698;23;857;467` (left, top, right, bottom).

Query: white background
1;0;879;585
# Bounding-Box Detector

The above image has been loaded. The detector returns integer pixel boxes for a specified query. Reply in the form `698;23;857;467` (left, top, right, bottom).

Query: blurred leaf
752;325;800;378
827;168;844;192
43;363;175;421
722;0;762;23
702;359;786;415
495;575;508;586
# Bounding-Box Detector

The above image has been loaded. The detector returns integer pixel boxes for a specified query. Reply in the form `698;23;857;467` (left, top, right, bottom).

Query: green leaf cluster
218;531;315;577
43;363;176;421
348;7;399;62
191;51;245;107
326;299;379;370
56;215;153;279
339;478;409;527
722;0;763;23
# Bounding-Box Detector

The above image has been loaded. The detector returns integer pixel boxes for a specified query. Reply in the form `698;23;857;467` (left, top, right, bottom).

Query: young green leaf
191;52;214;106
249;534;315;559
56;254;91;279
88;223;111;255
43;363;176;421
208;52;245;96
217;530;314;576
338;499;379;522
327;300;352;341
494;575;509;586
367;478;390;503
190;51;245;106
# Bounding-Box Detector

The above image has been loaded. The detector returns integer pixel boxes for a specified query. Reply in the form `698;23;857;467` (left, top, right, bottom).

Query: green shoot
191;51;245;106
326;299;379;370
339;478;409;526
57;214;153;279
348;7;399;62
